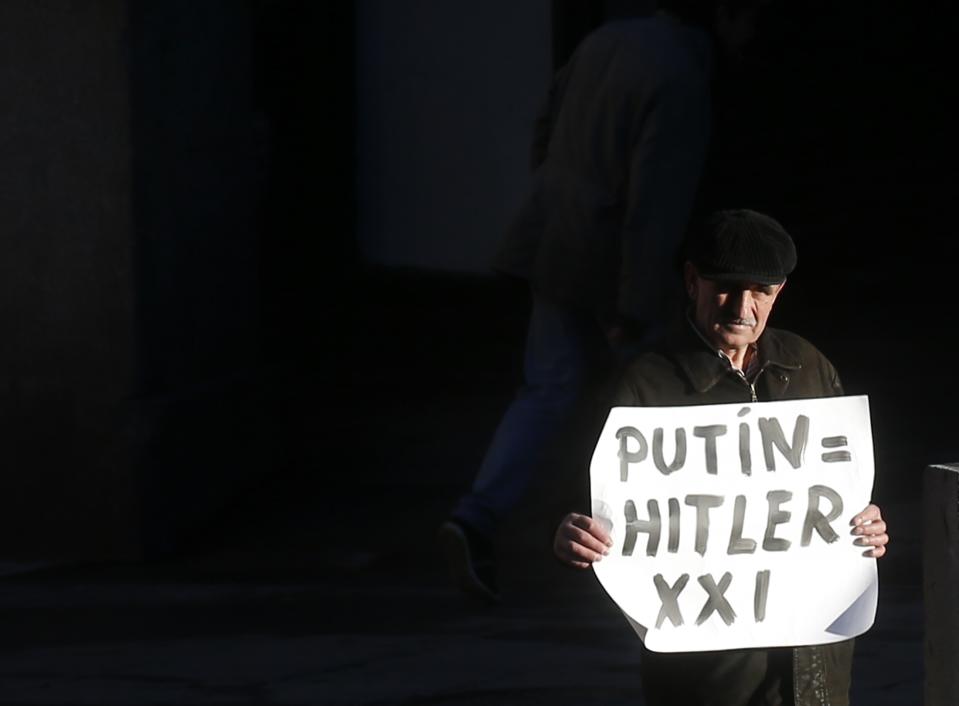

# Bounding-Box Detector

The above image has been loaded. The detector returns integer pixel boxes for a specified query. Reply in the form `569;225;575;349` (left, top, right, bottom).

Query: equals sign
821;436;850;463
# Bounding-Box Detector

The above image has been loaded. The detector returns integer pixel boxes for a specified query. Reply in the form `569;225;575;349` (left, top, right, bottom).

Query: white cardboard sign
590;395;877;653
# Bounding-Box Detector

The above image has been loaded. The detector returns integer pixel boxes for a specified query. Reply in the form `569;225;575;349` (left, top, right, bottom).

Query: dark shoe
437;519;500;603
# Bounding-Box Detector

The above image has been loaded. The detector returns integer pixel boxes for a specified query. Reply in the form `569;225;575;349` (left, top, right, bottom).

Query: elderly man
554;209;888;706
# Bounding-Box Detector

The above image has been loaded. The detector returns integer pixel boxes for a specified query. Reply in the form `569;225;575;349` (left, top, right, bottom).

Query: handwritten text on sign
590;396;876;653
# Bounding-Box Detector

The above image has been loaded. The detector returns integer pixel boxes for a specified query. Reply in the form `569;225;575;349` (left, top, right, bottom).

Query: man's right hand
553;513;613;569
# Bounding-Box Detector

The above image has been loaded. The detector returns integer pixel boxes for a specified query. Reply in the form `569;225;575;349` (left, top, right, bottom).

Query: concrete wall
0;1;137;562
128;1;269;557
0;1;273;562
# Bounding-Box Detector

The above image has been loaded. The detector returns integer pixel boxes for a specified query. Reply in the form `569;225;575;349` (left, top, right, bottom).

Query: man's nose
733;290;752;318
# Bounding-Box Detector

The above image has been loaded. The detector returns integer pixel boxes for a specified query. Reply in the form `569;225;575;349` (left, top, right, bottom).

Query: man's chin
717;326;758;347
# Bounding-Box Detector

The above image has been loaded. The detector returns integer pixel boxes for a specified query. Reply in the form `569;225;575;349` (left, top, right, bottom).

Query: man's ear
683;262;698;300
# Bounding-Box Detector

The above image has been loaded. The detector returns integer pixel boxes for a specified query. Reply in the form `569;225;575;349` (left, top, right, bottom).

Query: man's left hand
851;504;888;558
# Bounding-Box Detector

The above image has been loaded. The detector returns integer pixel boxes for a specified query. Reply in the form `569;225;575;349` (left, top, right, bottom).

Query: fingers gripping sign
554;513;613;569
851;503;889;558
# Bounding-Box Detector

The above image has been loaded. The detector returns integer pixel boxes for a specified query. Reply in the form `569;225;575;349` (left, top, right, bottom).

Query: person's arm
553;366;646;569
851;504;888;558
618;79;710;326
529;60;574;169
821;364;885;556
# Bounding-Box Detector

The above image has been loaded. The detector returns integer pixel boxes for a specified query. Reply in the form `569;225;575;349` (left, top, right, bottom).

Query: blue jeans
452;292;619;537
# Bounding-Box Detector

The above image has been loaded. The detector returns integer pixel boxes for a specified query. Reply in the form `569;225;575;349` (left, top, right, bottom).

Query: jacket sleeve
618;78;710;325
827;362;844;397
611;360;648;407
529;60;573;170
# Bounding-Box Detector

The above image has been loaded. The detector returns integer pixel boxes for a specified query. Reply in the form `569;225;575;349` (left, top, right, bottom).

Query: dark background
0;1;952;701
0;0;954;564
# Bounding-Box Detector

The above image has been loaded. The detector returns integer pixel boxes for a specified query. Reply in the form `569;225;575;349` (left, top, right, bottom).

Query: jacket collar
668;317;803;395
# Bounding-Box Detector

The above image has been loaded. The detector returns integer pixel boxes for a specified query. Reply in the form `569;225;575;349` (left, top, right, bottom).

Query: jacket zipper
732;368;760;402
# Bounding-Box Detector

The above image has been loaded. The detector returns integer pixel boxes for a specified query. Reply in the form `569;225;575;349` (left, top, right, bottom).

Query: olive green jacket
614;323;853;706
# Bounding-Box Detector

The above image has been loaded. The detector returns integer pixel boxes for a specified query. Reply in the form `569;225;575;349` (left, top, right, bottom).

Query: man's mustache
722;317;757;327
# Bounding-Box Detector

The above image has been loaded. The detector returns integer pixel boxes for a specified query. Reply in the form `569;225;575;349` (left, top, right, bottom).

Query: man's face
684;262;784;351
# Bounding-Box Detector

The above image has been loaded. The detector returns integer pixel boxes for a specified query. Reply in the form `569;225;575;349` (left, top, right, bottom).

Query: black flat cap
687;209;797;285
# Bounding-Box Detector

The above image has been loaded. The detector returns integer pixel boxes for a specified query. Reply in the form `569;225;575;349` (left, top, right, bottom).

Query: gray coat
493;16;712;327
